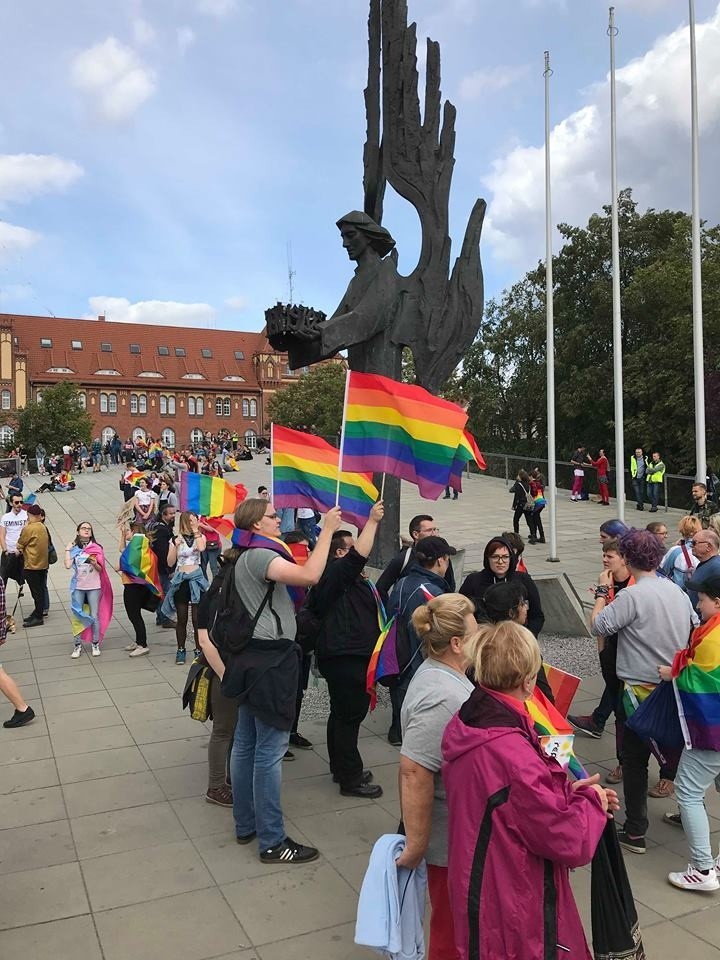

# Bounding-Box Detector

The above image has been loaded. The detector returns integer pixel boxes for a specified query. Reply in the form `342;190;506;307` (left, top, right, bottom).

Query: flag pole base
546;557;561;563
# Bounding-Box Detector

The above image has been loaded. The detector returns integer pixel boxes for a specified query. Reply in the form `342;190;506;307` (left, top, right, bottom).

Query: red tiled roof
2;314;278;391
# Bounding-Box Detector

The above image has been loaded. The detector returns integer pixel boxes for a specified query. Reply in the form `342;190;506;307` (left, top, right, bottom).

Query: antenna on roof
286;240;296;304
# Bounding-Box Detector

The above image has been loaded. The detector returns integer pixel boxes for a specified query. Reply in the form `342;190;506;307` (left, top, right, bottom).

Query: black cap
414;535;457;562
685;573;720;599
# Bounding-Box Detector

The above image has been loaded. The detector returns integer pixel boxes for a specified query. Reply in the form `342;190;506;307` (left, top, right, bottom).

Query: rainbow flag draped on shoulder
120;535;163;596
70;543;114;645
341;371;468;500
272;425;378;529
231;528;305;611
673;612;720;751
179;473;247;517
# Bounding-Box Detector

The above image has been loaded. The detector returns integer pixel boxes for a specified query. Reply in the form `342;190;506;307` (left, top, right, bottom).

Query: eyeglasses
489;554;510;562
692;539;709;547
420;527;439;534
264;513;280;520
79;525;92;531
11;500;21;506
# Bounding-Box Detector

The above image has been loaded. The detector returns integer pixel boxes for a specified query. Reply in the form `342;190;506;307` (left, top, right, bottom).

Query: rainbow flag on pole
526;688;587;781
272;425;378;529
447;429;486;493
179;473;246;518
542;663;581;718
341;371;468;500
120;535;162;596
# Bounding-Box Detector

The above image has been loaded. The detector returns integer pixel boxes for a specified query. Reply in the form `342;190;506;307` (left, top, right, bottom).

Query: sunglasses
11;500;22;506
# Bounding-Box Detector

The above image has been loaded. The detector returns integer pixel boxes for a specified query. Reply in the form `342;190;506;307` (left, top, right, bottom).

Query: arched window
242;399;249;418
99;392;108;413
36;390;42;403
1;390;10;410
161;428;175;449
267;363;274;379
108;393;117;414
101;426;114;446
215;397;223;416
77;392;86;410
249;399;257;418
244;429;257;449
139;394;147;415
190;428;204;445
132;427;146;443
168;395;176;415
130;394;138;414
188;396;195;416
196;396;204;416
159;395;167;416
223;397;231;417
0;425;14;447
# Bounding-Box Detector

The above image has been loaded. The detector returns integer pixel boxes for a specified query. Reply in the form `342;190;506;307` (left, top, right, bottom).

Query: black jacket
221;635;300;731
459;536;545;638
377;546;456;599
313;547;380;659
510;480;530;512
151;522;177;577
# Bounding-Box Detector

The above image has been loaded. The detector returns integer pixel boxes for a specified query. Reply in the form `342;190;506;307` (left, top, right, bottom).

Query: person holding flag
65;522;113;659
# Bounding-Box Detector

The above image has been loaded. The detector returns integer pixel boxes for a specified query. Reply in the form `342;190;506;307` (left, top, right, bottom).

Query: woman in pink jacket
442;621;616;960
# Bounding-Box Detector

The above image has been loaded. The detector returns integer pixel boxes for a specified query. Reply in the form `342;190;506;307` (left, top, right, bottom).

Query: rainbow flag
149;442;163;456
204;516;236;541
526;688;587;780
542;663;581;718
124;470;146;486
447;429;486;493
341;371;468;500
674;614;720;750
120;535;162;596
272;425;378;529
179;473;246;517
22;491;37;505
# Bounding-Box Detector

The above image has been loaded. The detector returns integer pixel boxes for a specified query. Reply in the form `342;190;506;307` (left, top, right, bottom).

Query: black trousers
512;506;532;535
292;655;312;734
123;583;153;647
317;655;371;789
24;569;47;619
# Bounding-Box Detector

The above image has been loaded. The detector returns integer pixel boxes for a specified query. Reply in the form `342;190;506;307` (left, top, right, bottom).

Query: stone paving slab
0;462;714;958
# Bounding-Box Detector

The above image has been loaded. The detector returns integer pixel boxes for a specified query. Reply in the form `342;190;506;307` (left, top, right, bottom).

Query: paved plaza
1;462;719;958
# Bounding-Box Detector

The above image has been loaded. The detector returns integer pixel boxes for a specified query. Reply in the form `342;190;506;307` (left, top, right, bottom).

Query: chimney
97;314;106;322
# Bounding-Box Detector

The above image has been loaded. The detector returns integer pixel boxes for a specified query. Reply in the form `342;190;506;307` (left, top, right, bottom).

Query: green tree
267;363;346;438
4;381;94;454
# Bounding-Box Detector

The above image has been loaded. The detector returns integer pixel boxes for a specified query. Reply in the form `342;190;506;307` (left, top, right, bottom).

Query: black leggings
512;506;532;535
123;584;150;647
175;599;198;650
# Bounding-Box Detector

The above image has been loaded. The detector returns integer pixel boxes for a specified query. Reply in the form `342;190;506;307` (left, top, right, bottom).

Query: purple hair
599;518;629;538
618;528;665;571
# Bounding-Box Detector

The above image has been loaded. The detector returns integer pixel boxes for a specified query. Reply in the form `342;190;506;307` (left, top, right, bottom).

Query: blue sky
0;0;718;330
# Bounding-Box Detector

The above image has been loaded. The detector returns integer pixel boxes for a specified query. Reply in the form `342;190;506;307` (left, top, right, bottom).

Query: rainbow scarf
70;542;114;644
120;534;162;596
526;688;587;781
674;613;720;750
231;529;305;611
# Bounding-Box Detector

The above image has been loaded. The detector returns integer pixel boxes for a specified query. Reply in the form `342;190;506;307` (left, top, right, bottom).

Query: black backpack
295;588;322;654
203;554;276;655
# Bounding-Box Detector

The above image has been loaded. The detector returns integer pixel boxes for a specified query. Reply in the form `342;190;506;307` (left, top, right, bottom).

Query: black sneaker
260;836;319;864
236;831;257;845
3;706;35;728
282;750;295;761
333;769;373;785
567;714;603;739
664;812;683;828
387;726;402;746
340;782;383;799
289;732;313;750
617;829;646;854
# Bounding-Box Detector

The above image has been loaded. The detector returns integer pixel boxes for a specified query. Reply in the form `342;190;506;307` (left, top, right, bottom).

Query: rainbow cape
231;529;306;611
120;534;162;596
526;688;587;780
272;424;378;529
447;429;486;493
179;473;246;517
674;613;720;750
70;542;114;644
341;371;468;500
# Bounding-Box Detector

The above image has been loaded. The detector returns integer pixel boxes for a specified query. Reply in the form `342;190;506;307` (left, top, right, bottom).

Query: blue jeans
72;587;100;644
230;704;290;850
632;477;645;507
647;481;661;509
155;572;173;625
278;507;295;535
675;748;720;871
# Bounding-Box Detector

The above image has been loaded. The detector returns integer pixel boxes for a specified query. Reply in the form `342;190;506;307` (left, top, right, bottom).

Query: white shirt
1;509;28;552
62;445;71;455
297;508;315;519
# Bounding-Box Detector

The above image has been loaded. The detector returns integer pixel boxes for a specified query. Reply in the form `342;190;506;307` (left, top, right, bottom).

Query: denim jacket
160;567;208;617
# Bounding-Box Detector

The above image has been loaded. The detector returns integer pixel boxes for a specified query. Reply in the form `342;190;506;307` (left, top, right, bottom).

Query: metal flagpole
609;7;625;522
544;51;559;563
689;0;706;483
335;368;351;507
270;421;274;503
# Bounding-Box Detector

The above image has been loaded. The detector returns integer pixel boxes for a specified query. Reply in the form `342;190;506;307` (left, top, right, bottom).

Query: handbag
625;679;684;758
182;658;214;722
591;821;646;960
47;535;58;565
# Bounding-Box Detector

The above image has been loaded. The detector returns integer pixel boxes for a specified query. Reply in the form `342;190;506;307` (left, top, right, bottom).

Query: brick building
0;312;308;450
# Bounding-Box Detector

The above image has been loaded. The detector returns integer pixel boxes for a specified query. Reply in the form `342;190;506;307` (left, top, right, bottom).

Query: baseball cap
414;535;457;562
685;573;720;599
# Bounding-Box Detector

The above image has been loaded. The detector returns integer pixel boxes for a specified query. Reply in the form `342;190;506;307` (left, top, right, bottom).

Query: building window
78;392;86;410
94;369;120;376
175;347;186;357
215;397;223;416
158;346;169;356
249;399;257;418
138;371;163;378
244;430;257;449
130;394;138;414
188;396;195;416
190;428;204;445
129;344;141;354
72;340;83;350
267;363;274;379
181;373;205;380
101;426;114;446
160;395;167;416
108;393;117;414
0;425;14;447
234;350;245;360
1;390;10;410
47;367;74;374
100;392;108;413
223;397;231;417
40;338;52;348
101;342;112;352
168;395;176;415
138;394;147;415
242;399;249;417
201;348;212;359
162;428;175;448
132;427;146;443
196;396;204;416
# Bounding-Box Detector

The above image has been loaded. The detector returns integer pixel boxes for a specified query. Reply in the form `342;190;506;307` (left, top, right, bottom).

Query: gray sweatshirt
591;575;698;684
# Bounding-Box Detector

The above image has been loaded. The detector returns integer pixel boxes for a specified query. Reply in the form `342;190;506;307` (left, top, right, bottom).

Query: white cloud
0;222;40;260
85;296;217;328
0;154;83;207
177;26;196;55
70;38;156;123
483;6;720;270
0;283;32;303
132;18;156;47
196;0;237;18
224;295;248;310
459;65;529;100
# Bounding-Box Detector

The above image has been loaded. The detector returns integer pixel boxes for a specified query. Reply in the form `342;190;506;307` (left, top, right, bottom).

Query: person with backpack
198;497;342;865
509;470;533;536
660;516;701;587
376;514;455;598
312;502;385;799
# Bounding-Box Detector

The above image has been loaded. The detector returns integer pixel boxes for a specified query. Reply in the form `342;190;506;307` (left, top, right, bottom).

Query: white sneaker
71;646;82;659
91;643;101;657
124;642;138;652
668;864;720;892
129;645;149;657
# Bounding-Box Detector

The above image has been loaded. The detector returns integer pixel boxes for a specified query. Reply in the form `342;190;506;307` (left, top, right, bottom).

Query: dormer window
40;338;52;348
100;342;112;352
129;344;141;354
201;349;213;359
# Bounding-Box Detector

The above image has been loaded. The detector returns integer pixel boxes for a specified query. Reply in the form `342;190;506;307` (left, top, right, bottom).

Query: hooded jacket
388;562;449;679
459;536;545;638
442;686;606;960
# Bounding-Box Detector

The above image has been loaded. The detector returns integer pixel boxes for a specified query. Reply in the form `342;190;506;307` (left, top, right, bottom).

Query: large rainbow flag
447;429;486;493
673;613;720;750
179;473;246;517
341;371;468;500
526;688;587;781
120;535;162;596
272;425;378;529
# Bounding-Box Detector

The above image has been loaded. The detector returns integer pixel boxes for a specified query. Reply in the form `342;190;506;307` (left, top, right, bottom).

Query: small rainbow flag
124;470;146;486
341;371;468;500
203;516;236;541
447;429;486;493
149;442;163;456
526;688;587;780
120;535;162;596
542;663;581;718
273;425;378;529
179;473;246;518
